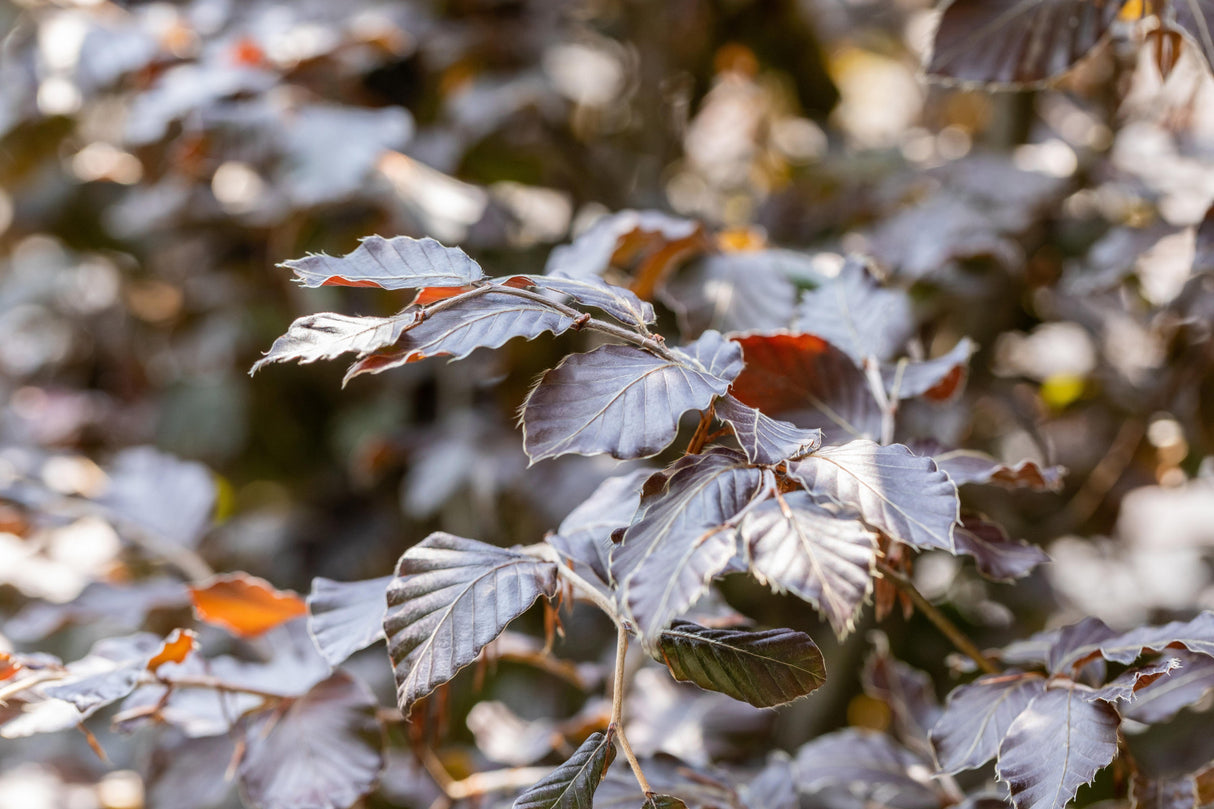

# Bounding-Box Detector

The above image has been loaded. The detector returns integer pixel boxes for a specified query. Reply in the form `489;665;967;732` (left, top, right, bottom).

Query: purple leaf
739;753;798;809
883;338;976;403
549;468;651;586
996;683;1120;809
529;274;656;329
714;395;823;465
611;450;768;642
520;332;742;463
306;575;393;668
284;235;484;290
789;440;959;553
97;447;217;548
1047;616;1117;675
954;517;1050;581
656;620;826;708
660;250;799;335
739;491;877;637
1091;657;1182;705
43;633;163;713
862;643;941;755
1174;1;1214;76
385;533;559;712
1121;651;1214;724
146;731;237;809
544;209;701;278
794;728;941;809
793;255;915;364
934;450;1066;492
930;672;1046;773
926;0;1124;87
512;730;616;809
238;671;384;809
252;312;413;373
1131;771;1198;809
1096;612;1214;664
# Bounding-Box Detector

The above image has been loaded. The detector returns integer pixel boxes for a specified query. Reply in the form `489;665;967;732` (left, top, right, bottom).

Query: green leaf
656;620;826;708
513;730;617;809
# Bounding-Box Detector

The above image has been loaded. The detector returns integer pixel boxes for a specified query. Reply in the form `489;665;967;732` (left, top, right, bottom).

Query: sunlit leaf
306;576;393;668
656;620;826;708
713;395;823;465
1094;612;1214;665
284;235;484;290
612;450;768;642
996;683;1120;809
251;312;413;373
146;628;197;673
1091;657;1181;704
954;517;1050;581
1047;616;1118;674
529;274;656;329
883;338;975;402
739;491;877;637
931;672;1046;774
238;671;384;809
789;441;959;553
1121;651;1214;724
512;730;616;809
521;331;742;463
385;532;559;712
792;255;914;364
549;469;651;586
189;573;308;638
44;633;163;713
794;728;940;809
933;449;1066;492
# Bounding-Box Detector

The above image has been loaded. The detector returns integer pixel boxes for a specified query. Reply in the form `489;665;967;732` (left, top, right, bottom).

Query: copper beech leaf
713;395;823;465
1121;651;1214;724
930;672;1046;774
660;249;800;335
238;671;384;809
1131;771;1199;809
642;796;689;809
655;620;826;709
933;449;1066;492
1091;657;1182;705
926;0;1125;88
512;729;616;809
520;331;742;463
611;449;769;643
189;573;307;638
1092;612;1214;665
284;235;484;289
527;274;656;329
792;255;914;364
251;312;413;373
385;533;559;712
883;338;976;402
549;468;651;587
739;491;877;637
543;209;702;278
306;576;393;668
789;441;960;553
996;683;1120;809
1173;0;1214;75
954;517;1050;581
794;728;940;809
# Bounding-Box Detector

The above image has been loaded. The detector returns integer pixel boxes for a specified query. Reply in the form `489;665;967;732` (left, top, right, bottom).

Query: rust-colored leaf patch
190;574;307;638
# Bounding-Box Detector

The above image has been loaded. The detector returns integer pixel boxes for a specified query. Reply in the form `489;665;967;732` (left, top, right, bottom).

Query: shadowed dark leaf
550;468;651;586
862;642;941;755
1121;651;1214;724
789;441;959;553
931;672;1046;773
739;491;877;637
996;683;1120;809
713;395;823;464
512;730;616;809
284;235;483;289
883;338;975;402
612;449;768;642
306;575;393;668
954;517;1050;581
385;533;560;712
642;796;688;809
520;331;742;463
729;332;882;441
934;450;1066;492
794;728;940;809
1131;771;1198;809
793;255;914;364
656;620;826;708
238;671;384;809
146;731;236;809
927;0;1124;87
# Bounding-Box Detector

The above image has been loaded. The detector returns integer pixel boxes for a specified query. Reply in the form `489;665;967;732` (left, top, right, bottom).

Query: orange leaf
147;628;199;673
0;653;21;681
190;573;307;638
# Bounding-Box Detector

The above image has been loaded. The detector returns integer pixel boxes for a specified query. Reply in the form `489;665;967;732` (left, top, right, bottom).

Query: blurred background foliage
2;0;1214;806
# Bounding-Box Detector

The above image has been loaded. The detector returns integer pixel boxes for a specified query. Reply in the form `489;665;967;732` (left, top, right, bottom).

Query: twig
685;405;716;456
877;561;999;675
609;623;653;797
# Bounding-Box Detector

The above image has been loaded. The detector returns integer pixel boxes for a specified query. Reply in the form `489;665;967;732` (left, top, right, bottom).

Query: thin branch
609;622;653;797
685;405;716;456
877;561;999;675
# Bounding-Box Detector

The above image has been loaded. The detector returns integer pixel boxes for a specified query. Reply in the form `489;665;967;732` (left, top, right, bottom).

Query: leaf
1091;657;1182;705
520;331;742;463
659;250;799;335
97;447;216;548
1047;616;1117;675
1094;612;1214;665
190;573;308;638
729;332;883;441
530;274;656;329
789;440;959;553
385;532;559;712
544;209;702;279
655;620;826;708
466;701;565;766
794;728;941;809
611;450;768;642
251;312;414;373
146;628;197;673
933;449;1066;492
862;642;941;755
512;730;616;809
43;633;164;713
739;491;877;637
341;291;580;382
792;255;914;364
283;235;484;290
642;796;688;809
883;338;976;403
996;683;1120;809
1173;0;1214;76
738;753;797;809
926;0;1124;87
713;395;823;465
238;671;384;809
1121;650;1214;724
306;576;393;668
146;731;237;809
550;469;651;586
954;516;1050;581
930;672;1046;774
1131;771;1198;809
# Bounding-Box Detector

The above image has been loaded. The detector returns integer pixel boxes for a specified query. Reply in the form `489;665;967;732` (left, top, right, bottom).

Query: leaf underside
306;575;392;668
284;234;484;289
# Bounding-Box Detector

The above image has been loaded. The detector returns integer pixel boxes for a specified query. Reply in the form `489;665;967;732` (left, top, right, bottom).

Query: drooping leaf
512;730;616;809
189;573;308;638
660;250;799;335
1121;651;1214;724
862;642;941;755
930;672;1046;774
1091;657;1182;705
926;0;1125;87
739;491;877;637
306;576;393;668
1094;612;1214;665
729;332;882;441
882;338;976;402
549;468;651;586
238;671;384;809
655;620;826;708
954;517;1050;581
544;209;702;279
611;450;768;642
996;683;1120;809
713;395;823;465
1173;0;1214;76
794;728;941;809
251;312;414;373
1131;770;1199;809
789;440;959;553
520;331;742;463
385;532;560;712
529;274;657;329
792;255;914;364
284;235;484;290
934;449;1066;492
